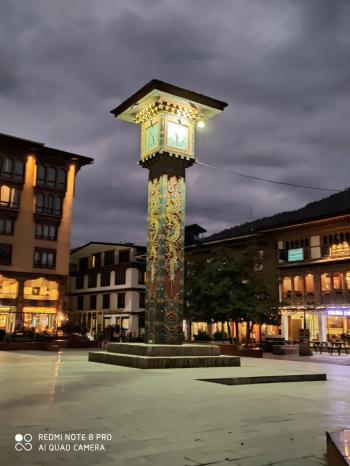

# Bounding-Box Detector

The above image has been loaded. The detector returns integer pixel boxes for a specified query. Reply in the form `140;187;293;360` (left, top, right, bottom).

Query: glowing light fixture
197;120;205;129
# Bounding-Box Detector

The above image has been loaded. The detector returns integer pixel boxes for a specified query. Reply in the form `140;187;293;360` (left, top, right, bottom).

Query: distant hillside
205;188;350;243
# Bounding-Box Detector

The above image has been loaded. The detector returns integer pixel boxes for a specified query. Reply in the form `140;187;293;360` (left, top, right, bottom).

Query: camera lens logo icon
15;433;33;451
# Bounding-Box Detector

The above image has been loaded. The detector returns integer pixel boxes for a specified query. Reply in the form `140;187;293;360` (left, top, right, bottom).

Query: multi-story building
0;132;93;333
69;242;146;337
186;189;350;343
275;191;350;342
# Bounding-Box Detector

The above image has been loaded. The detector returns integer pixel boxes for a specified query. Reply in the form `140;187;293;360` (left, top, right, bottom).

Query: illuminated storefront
0;275;18;332
326;306;350;339
0;275;61;333
23;307;57;332
0;306;15;332
281;306;350;342
190;320;279;342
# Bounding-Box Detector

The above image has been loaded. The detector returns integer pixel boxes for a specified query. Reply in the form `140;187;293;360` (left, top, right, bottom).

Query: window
0;218;13;235
138;270;145;284
35;223;57;240
119;250;130;263
53;196;61;215
77;295;84;310
0;157;25;181
75;275;85;289
293;276;303;297
333;273;344;292
321;273;332;293
102;294;110;309
23;277;58;301
282;277;292;298
117;292;125;309
14;160;25;181
47;167;56;187
91;253;101;268
34;249;56;268
0;275;18;298
36;163;66;189
35;193;62;216
79;257;89;270
346;272;350;290
139;292;145;308
305;274;315;296
0;185;19;208
37;165;46;185
0;243;12;265
283;238;310;251
88;274;97;288
104;250;115;265
100;271;111;287
35;192;44;212
46;194;54;214
115;269;126;285
90;295;97;310
57;169;66;189
2;158;13;177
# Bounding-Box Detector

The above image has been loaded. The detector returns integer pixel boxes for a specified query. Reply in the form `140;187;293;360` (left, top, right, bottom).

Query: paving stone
0;350;348;466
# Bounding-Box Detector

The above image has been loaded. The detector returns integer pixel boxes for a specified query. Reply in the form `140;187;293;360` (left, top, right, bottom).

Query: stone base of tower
88;343;241;369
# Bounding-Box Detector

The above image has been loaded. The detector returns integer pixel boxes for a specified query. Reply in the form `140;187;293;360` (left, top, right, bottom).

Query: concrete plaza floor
0;349;349;466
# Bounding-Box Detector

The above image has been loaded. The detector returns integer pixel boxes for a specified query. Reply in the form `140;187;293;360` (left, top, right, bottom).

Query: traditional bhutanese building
68;242;146;337
0;132;93;333
186;189;350;343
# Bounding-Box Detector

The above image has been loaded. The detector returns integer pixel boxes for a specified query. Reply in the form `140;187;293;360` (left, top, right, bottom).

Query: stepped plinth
89;343;240;369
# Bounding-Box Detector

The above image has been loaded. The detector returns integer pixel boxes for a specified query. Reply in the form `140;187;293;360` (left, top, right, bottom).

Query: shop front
0;306;16;333
22;307;57;333
281;306;350;342
326;306;350;340
190;320;280;342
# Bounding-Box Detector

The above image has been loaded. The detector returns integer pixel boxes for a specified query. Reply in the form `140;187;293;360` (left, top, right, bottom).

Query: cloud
1;0;350;246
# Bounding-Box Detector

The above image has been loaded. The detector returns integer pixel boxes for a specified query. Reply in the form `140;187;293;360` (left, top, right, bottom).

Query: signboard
288;248;304;262
326;306;350;317
0;306;12;313
23;307;57;315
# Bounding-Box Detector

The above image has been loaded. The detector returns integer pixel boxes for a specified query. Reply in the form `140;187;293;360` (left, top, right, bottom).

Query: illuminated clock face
167;121;189;151
145;123;159;152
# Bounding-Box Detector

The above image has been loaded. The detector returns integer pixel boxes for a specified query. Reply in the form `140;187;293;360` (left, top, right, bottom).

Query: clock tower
111;80;227;344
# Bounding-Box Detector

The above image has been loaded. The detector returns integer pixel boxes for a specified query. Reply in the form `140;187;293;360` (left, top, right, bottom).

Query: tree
186;248;250;342
185;246;280;343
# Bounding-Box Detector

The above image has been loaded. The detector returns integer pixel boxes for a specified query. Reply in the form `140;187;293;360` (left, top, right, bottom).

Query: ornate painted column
145;159;186;344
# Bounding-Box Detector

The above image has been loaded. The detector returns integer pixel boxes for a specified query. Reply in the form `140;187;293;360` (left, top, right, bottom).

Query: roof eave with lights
111;79;228;124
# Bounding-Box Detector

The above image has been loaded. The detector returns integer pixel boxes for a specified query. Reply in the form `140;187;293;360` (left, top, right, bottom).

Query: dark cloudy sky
1;0;350;247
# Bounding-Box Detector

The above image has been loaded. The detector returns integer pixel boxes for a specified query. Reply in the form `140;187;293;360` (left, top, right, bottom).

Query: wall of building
68;243;146;337
0;134;91;333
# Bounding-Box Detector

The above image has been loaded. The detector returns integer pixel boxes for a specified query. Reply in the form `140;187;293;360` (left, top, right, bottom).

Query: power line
196;160;340;192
